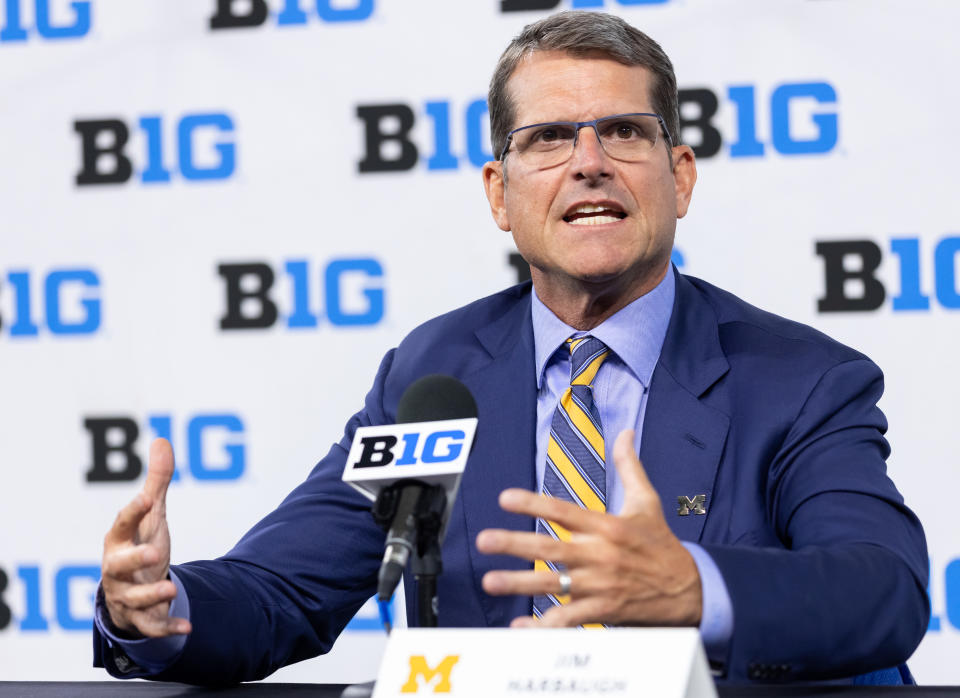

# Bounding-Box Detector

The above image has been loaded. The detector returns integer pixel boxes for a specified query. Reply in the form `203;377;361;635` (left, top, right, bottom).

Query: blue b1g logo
84;413;247;483
209;0;373;29
928;556;960;633
0;0;91;42
355;82;839;174
0;564;100;632
816;236;960;313
74;113;236;186
354;429;467;469
501;0;669;10
1;268;101;337
217;258;386;331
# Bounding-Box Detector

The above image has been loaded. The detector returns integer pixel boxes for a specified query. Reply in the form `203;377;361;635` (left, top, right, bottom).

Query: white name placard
372;628;716;697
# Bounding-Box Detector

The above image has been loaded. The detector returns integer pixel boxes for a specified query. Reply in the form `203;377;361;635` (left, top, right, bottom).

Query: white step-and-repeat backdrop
1;0;957;685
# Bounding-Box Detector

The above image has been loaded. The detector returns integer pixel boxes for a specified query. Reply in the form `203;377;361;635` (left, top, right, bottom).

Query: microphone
342;375;478;621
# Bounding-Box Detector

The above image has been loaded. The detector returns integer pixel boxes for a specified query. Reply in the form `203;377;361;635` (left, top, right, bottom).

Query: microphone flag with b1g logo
342;418;477;541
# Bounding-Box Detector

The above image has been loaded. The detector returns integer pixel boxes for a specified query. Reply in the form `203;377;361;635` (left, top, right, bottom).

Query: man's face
483;51;696;301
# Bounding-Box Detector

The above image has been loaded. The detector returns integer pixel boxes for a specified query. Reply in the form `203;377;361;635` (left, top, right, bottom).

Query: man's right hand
101;438;192;638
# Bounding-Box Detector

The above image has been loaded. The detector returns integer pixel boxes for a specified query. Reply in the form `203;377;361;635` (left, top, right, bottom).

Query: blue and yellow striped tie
533;335;609;622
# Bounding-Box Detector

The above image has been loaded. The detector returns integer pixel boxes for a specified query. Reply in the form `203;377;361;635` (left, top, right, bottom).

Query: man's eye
611;122;639;139
531;126;573;143
536;129;558;142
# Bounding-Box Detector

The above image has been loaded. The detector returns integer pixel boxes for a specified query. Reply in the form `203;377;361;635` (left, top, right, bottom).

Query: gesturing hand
476;429;702;628
101;438;191;638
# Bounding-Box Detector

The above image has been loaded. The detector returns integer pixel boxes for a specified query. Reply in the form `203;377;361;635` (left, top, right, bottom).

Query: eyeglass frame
498;112;674;165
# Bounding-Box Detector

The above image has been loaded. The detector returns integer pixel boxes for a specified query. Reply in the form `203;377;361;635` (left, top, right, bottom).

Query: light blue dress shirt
531;270;732;661
97;270;732;669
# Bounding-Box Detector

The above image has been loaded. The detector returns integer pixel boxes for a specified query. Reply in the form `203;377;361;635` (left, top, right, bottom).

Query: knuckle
604;519;629;544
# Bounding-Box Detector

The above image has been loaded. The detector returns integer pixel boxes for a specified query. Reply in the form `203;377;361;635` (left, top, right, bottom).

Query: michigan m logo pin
677;494;707;516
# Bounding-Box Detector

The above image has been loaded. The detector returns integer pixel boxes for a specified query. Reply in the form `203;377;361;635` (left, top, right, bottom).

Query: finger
536;597;612;628
476;528;581;564
612;429;658;515
104;494;151;547
128;610;192;638
496;489;608;534
116;579;178;610
102;544;161;580
482;569;571;597
510;615;542;628
143;438;175;509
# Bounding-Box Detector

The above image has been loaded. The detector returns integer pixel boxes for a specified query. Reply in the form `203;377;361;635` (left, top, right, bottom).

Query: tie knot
566;335;609;387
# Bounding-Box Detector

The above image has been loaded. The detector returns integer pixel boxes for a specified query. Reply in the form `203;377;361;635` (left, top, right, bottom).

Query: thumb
143;438;175;509
612;429;657;516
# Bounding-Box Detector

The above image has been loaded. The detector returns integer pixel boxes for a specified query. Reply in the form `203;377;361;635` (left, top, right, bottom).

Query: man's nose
570;125;611;178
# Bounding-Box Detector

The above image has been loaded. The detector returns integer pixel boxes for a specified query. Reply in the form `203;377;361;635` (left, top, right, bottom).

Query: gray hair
488;11;680;160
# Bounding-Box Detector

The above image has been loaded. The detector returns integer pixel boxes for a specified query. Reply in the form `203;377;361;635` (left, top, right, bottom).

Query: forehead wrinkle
507;53;655;127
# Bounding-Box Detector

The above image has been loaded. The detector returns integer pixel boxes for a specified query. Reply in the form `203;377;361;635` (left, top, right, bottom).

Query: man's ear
672;145;697;219
482;160;511;232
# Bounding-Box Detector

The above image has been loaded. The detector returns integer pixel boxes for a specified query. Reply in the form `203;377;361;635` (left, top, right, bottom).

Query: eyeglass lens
511;114;662;168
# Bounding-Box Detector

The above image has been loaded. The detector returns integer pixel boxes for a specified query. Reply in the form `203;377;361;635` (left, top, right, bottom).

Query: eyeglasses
499;113;672;169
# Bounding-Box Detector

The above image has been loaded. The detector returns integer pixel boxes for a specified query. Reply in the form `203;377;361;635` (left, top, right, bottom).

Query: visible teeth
569;215;620;226
571;204;615;215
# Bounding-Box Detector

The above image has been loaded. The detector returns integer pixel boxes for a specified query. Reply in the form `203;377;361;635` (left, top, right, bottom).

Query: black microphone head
396;374;478;423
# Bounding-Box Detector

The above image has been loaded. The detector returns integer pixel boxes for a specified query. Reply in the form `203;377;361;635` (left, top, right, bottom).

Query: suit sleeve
701;358;929;682
94;349;397;686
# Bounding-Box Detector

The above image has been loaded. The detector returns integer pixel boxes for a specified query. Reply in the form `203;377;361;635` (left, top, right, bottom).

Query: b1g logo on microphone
0;0;91;43
343;419;478;502
208;0;373;30
356;82;838;173
816;236;960;313
1;268;101;338
84;413;246;483
217;257;385;331
73;113;236;186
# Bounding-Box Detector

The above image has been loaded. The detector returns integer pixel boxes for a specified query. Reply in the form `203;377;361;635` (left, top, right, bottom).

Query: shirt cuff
94;569;190;673
681;542;733;665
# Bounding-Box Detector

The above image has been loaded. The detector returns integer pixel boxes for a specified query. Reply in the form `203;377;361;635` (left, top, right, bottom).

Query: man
94;11;928;685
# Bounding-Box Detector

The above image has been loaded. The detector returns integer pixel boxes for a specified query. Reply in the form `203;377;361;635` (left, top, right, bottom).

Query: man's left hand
476;429;703;628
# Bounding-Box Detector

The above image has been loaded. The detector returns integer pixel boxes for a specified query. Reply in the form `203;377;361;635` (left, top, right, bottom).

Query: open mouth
563;203;627;226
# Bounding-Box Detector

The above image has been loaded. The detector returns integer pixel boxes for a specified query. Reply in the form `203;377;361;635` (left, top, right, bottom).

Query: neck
532;263;669;330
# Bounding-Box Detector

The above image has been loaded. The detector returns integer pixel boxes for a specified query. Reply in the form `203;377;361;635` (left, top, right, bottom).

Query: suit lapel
639;270;731;542
458;288;538;627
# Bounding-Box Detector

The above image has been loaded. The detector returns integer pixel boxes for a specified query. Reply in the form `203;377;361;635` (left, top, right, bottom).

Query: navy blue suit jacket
94;271;929;685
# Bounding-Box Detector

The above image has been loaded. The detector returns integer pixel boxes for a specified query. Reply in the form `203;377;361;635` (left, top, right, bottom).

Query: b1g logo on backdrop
217;257;385;331
928;556;960;634
84;413;246;483
73;113;235;186
0;0;91;43
355;82;838;173
0;563;395;634
501;0;668;9
0;268;101;337
815;236;960;313
680;82;837;159
208;0;373;30
0;563;100;633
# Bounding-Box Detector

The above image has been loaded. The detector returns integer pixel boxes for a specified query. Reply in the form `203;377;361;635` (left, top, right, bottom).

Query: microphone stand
411;484;445;628
373;482;447;628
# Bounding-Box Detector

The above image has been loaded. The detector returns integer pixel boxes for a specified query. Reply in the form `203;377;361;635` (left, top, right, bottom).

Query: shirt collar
531;267;675;389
